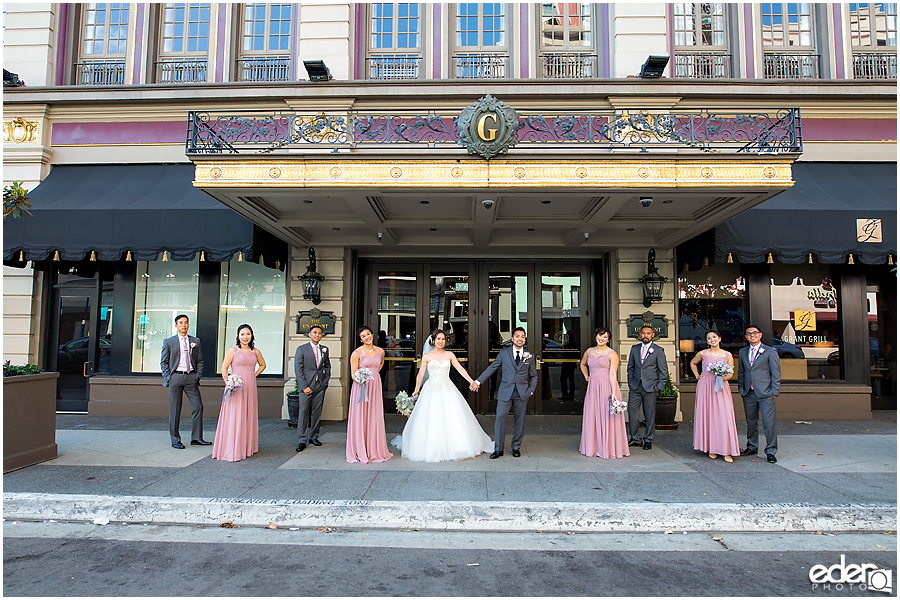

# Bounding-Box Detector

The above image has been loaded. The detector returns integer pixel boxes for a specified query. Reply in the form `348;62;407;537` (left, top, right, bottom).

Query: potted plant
3;361;58;472
3;181;32;220
286;380;300;428
656;374;679;430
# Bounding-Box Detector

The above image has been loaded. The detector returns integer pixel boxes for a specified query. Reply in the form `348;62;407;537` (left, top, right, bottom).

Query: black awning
714;162;896;264
3;164;287;268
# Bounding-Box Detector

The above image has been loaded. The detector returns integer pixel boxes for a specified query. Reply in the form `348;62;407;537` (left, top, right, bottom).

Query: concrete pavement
3;412;896;533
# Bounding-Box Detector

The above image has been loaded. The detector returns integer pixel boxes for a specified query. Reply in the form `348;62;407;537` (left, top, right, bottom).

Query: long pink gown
693;353;741;457
346;348;393;464
212;347;259;462
580;350;630;459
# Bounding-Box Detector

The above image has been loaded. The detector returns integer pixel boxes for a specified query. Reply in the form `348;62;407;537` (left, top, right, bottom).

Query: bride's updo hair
430;328;446;344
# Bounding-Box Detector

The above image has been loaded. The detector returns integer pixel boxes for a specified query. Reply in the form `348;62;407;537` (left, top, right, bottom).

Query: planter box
3;372;59;473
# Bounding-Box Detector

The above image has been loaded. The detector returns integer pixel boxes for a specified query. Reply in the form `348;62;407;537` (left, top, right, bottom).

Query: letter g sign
477;113;499;142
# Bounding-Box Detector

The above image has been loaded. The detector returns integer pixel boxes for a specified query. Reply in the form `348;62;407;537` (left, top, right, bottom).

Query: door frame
48;283;100;412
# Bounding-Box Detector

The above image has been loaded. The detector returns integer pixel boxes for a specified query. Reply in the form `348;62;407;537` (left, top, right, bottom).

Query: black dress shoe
288;423;298;428
643;441;652;450
489;451;503;459
296;443;306;452
766;453;777;463
191;439;212;446
309;439;322;447
628;440;643;447
172;442;185;449
512;449;521;458
740;448;758;456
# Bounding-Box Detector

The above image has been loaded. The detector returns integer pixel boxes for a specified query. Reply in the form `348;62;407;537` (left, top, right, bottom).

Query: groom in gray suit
295;325;331;452
737;325;781;463
472;327;538;458
626;325;668;450
160;314;208;449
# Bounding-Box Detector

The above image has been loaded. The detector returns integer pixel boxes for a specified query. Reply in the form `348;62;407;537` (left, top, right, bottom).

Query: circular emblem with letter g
477;113;499;142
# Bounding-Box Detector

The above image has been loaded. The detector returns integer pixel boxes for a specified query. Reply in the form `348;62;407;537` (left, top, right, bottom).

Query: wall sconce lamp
639;55;669;79
639;248;668;308
297;246;325;305
303;60;332;82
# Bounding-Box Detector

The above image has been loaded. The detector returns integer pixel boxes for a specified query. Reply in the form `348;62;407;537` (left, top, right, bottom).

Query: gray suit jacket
160;334;203;388
476;346;538;402
626;342;668;392
737;344;781;397
295;342;331;393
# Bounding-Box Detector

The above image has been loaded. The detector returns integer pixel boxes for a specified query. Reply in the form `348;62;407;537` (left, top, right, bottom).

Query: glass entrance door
538;271;585;414
481;270;530;414
429;270;472;396
51;289;98;412
372;269;420;414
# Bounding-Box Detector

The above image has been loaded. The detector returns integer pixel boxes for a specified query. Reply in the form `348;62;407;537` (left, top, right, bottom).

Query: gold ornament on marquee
268;167;282;178
451;166;464;178
3;117;39;144
637;166;651;179
390;167;403;178
513;167;526;179
329;167;342;178
763;166;777;178
575;167;588;178
210;167;223;179
700;166;714;179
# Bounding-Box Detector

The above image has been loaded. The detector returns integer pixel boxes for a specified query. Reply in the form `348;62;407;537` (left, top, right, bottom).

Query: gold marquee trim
192;159;795;189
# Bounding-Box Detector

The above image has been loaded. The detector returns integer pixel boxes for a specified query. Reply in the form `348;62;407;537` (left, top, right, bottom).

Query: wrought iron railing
367;55;422;80
74;60;126;85
453;54;508;79
674;53;731;78
852;52;898;80
538;53;597;78
156;59;208;83
186;108;802;155
236;56;290;82
763;52;820;79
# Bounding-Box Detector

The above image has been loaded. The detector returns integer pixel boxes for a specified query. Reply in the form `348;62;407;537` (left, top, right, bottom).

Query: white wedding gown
391;359;493;462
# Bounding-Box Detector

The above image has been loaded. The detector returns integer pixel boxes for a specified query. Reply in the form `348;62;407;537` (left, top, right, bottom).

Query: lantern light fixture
297;246;325;305
639;248;668;308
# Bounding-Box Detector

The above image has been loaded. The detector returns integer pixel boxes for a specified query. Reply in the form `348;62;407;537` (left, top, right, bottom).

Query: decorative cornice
3;117;41;144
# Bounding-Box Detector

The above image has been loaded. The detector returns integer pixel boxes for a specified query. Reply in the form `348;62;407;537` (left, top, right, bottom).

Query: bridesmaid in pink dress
579;327;630;459
690;330;740;462
346;325;393;464
212;324;266;462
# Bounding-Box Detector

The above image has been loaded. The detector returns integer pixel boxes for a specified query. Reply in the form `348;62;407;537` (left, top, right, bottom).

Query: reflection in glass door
539;272;583;414
375;271;418;412
53;291;96;412
483;271;530;413
430;271;471;397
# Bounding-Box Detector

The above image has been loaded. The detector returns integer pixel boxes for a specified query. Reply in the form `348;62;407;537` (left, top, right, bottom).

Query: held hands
469;381;480;392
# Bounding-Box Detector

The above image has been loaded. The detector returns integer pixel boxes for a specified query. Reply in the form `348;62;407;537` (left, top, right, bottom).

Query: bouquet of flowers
223;374;243;401
395;390;415;417
707;361;734;392
353;367;372;402
609;395;627;416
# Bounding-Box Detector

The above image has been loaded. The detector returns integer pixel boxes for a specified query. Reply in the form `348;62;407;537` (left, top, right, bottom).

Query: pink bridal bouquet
353;367;372;402
609;395;627;416
707;361;734;392
223;374;243;401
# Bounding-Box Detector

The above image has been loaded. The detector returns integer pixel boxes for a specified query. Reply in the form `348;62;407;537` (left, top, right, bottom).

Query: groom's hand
469;381;480;391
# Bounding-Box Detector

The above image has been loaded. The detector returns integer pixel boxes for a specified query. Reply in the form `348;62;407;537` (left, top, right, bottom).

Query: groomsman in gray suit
160;314;209;449
737;325;781;463
471;327;538;459
295;325;331;452
626;325;668;450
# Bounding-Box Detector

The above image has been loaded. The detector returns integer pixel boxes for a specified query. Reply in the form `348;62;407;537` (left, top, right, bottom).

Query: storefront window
132;258;200;372
218;260;286;375
770;265;841;381
678;264;747;380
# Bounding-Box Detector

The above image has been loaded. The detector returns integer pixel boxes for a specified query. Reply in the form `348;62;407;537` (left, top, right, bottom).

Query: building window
538;3;595;78
453;3;509;78
237;3;292;82
760;3;819;78
849;3;898;79
770;265;841;381
217;259;286;376
132;259;200;373
672;3;731;78
678;264;748;380
74;3;130;85
157;3;211;83
367;3;422;79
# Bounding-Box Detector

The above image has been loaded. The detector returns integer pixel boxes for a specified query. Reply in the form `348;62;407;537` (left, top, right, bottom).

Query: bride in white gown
392;330;493;462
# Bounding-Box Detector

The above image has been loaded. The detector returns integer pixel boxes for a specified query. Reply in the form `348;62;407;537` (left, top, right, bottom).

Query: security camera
482;199;495;209
584;232;590;240
640;197;653;208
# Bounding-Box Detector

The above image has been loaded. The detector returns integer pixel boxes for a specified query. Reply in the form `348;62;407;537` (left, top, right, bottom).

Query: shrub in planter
286;380;300;428
3;362;58;472
656;374;680;430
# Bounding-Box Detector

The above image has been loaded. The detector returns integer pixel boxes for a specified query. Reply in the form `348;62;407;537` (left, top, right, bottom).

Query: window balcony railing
367;55;422;80
763;52;820;79
852;52;898;80
674;52;731;78
538;53;597;78
156;59;208;83
236;56;290;82
74;60;126;85
453;53;508;79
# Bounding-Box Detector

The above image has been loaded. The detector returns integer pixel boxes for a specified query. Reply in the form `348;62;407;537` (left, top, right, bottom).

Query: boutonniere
523;352;532;360
190;342;196;349
648;348;654;354
758;348;764;354
321;347;328;353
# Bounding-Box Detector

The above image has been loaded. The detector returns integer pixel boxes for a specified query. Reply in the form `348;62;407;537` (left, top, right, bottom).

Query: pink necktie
750;346;758;365
182;337;191;373
314;344;320;366
641;345;648;362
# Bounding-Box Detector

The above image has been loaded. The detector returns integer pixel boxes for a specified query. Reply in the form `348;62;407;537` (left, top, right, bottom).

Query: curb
4;493;896;533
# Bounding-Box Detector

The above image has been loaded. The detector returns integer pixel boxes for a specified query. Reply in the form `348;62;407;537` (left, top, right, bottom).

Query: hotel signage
296;307;335;336
457;94;519;160
626;311;669;339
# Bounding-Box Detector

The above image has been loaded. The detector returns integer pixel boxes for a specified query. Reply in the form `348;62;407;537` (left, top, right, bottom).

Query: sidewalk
4;412;896;533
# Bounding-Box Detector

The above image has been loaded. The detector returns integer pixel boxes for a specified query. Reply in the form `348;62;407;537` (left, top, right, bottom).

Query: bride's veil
420;334;434;385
